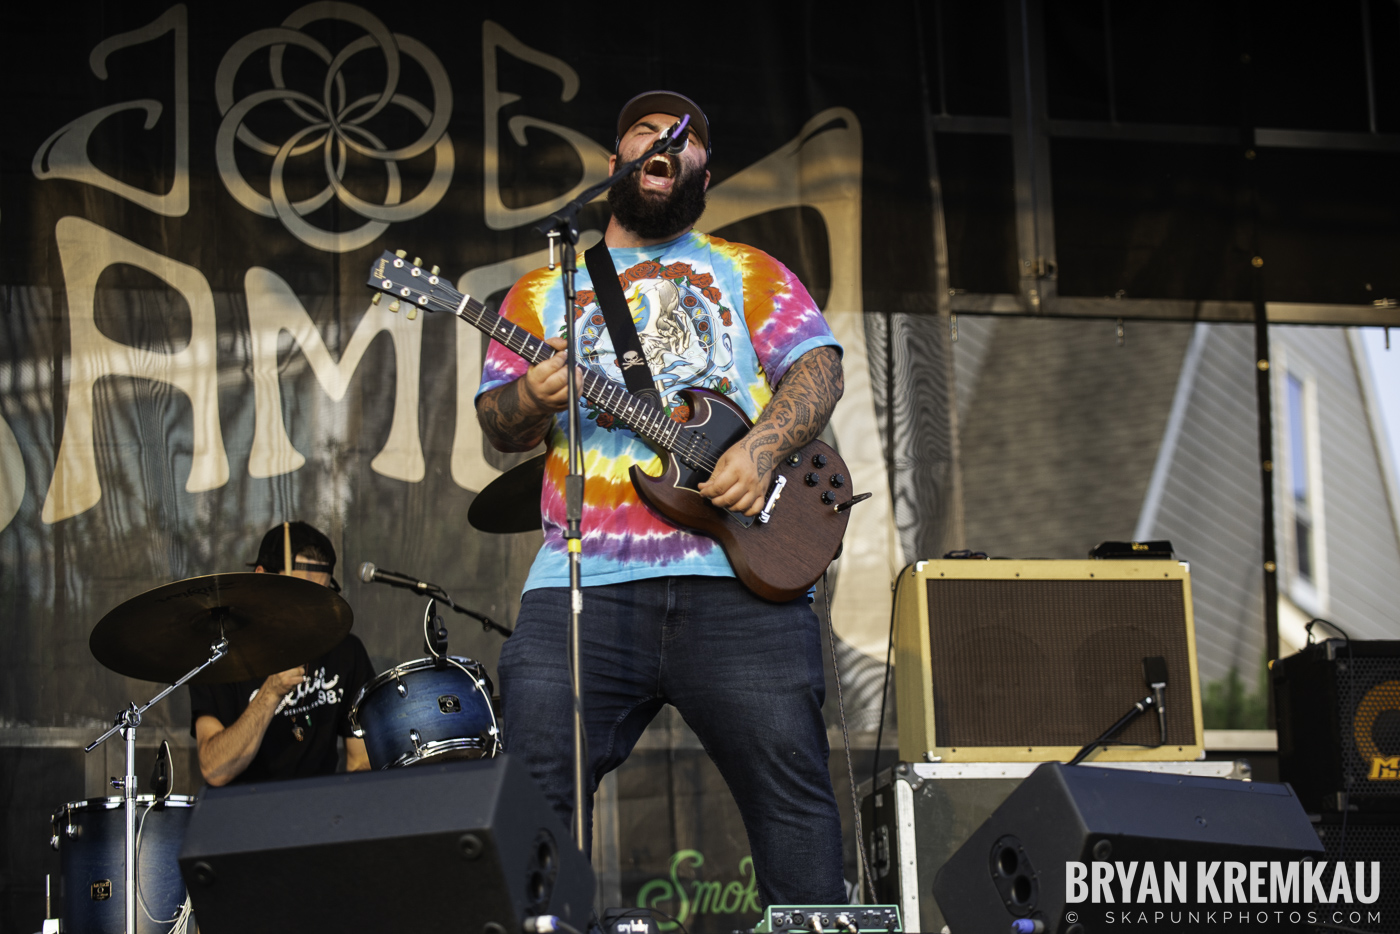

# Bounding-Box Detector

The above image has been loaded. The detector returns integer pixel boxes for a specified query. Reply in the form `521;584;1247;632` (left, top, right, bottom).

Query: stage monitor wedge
894;560;1204;763
178;755;594;934
932;763;1324;934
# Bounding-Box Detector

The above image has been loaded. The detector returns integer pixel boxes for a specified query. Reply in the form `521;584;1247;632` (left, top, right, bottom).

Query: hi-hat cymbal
89;573;353;684
468;453;546;534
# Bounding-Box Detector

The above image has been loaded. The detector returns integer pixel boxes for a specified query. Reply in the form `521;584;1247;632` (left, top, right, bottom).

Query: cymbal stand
533;115;692;849
85;636;229;934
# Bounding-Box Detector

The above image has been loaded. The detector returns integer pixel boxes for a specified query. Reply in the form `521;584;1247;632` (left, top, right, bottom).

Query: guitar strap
583;242;663;410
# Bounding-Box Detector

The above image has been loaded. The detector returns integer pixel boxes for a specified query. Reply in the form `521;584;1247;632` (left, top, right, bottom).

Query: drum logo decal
438;695;461;714
90;879;112;901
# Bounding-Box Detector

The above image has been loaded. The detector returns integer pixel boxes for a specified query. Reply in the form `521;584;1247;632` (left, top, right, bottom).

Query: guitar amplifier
1273;639;1400;812
1314;812;1400;933
893;560;1204;763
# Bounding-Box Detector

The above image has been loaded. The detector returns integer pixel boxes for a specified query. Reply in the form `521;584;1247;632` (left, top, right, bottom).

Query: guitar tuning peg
430;265;440;275
389;300;401;313
395;249;407;259
406;307;419;321
371;293;382;305
412;257;422;268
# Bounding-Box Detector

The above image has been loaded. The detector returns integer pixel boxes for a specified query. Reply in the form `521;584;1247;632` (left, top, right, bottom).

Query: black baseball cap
615;90;711;156
251;521;337;581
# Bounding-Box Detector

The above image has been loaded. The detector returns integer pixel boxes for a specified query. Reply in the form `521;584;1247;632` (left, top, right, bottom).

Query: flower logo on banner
215;3;454;253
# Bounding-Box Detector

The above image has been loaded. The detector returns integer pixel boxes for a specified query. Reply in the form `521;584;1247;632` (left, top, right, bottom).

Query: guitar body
628;388;851;602
364;251;857;604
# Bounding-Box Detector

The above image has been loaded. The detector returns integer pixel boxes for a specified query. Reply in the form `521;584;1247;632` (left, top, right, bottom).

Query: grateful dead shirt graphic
577;259;735;427
479;230;840;591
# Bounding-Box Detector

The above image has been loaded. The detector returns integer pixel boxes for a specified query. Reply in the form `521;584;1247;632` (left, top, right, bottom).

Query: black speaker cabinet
859;760;1246;934
932;763;1323;934
1314;812;1400;933
1274;638;1400;813
178;755;594;934
894;560;1204;763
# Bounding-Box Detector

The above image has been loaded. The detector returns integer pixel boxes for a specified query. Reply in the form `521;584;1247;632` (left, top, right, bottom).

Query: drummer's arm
345;736;370;772
196;667;303;786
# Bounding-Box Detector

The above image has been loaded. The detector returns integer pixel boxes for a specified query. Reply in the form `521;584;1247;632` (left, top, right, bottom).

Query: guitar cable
822;569;875;897
872;564;914;795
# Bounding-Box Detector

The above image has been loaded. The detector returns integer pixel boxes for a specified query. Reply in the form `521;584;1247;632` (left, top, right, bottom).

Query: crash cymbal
89;573;353;684
468;453;546;534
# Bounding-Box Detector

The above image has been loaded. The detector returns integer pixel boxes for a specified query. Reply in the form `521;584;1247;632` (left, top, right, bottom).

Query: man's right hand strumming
477;336;581;452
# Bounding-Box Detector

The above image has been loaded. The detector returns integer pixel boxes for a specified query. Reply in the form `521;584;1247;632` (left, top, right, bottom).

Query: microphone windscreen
1143;655;1168;686
359;561;376;583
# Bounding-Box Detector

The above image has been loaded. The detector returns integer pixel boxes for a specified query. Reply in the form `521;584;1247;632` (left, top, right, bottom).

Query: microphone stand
434;589;513;639
1066;695;1156;766
531;116;691;849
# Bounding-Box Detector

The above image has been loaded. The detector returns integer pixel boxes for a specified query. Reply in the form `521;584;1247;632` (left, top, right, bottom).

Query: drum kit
50;570;506;934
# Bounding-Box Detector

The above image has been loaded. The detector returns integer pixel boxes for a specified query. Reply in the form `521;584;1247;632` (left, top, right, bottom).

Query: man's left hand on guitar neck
699;346;844;516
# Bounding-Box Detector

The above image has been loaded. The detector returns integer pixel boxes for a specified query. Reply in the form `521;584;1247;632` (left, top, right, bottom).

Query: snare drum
349;656;499;769
50;795;195;934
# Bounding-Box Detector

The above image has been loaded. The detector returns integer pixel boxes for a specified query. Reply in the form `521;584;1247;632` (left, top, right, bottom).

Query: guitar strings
413;289;722;474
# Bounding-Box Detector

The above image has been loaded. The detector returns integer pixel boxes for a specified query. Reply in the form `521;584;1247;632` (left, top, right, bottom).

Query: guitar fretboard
447;284;720;473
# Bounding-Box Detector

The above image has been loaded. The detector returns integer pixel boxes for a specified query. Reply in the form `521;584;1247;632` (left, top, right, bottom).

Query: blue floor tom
50;795;195;933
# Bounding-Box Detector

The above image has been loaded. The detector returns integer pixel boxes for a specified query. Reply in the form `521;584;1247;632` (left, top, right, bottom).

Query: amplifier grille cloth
1336;658;1400;796
1316;816;1400;934
926;578;1194;747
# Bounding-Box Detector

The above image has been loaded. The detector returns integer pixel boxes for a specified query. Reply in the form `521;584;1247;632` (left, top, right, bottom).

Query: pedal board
753;905;901;932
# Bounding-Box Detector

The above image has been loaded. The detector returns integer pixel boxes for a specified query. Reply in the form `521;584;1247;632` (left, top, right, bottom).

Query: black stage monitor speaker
894;560;1204;763
178;755;593;934
933;763;1323;934
1274;638;1400;813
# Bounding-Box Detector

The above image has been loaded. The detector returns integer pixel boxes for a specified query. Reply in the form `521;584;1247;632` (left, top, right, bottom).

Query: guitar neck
452;289;682;453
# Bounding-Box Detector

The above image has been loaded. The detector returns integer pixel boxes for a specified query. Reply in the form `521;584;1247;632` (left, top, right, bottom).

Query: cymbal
89;573;353;684
468;453;546;534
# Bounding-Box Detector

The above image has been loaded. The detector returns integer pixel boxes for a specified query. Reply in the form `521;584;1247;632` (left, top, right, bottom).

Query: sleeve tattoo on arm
476;380;553;453
743;346;844;465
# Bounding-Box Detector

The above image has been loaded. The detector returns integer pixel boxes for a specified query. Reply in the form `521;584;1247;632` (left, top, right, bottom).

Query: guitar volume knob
812;454;827;468
821;491;836;505
805;472;821;486
830;473;846;488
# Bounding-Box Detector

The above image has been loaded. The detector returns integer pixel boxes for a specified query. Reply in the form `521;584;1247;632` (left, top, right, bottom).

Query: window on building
1287;372;1314;583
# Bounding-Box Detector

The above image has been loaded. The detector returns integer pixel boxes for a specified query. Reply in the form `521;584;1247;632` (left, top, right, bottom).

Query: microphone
359;561;441;594
663;114;691;155
1143;656;1168;744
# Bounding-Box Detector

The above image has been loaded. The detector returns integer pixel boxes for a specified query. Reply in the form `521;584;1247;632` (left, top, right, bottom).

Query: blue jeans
497;576;846;907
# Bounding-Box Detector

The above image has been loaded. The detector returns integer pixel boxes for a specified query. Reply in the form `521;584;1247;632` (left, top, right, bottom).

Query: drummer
188;521;374;785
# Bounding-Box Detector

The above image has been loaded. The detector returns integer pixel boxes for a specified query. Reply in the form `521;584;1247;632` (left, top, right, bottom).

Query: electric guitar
366;251;862;602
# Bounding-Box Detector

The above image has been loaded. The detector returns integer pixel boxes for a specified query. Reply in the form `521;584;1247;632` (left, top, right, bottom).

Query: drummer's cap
251;521;336;580
615;90;711;158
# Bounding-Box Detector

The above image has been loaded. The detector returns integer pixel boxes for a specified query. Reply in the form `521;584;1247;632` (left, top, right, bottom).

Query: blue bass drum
50;795;196;933
349;656;500;769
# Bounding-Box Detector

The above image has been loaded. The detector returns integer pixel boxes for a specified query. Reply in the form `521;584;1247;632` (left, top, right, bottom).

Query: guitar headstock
365;249;456;320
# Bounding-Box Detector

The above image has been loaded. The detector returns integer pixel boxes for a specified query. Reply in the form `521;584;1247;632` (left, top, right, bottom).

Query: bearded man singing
476;90;847;906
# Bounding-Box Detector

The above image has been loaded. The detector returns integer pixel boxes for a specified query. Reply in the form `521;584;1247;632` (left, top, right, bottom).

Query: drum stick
283;521;292;576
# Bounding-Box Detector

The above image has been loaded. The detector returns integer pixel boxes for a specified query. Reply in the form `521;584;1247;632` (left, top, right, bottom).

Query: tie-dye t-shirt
477;229;841;593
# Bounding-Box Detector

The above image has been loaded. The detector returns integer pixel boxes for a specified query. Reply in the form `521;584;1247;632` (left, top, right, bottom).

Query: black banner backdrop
0;2;933;930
